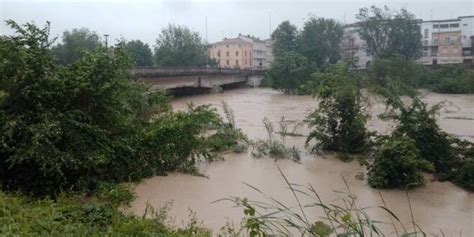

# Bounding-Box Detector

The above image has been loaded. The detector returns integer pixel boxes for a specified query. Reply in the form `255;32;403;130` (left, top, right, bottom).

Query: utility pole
269;12;272;37
103;34;109;49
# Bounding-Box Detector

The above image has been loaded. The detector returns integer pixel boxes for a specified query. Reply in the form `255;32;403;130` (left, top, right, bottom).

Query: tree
265;51;315;94
123;40;154;66
52;27;101;65
356;6;422;59
271;21;299;55
298;17;343;68
306;64;372;154
154;24;210;67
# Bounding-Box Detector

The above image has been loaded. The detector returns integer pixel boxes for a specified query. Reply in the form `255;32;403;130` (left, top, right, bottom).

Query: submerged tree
356;6;422;60
306;64;372;154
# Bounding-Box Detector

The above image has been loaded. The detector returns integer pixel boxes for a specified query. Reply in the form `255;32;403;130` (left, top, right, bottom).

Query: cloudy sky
1;0;472;46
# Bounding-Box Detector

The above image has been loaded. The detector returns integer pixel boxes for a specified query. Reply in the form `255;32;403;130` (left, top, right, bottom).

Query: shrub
454;159;474;191
306;64;372;154
368;136;433;188
368;57;428;89
426;65;474;94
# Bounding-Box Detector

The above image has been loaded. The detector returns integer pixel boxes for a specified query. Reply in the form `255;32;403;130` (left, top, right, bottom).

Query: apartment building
342;15;474;68
341;25;372;69
420;16;474;65
209;34;273;69
209;38;253;69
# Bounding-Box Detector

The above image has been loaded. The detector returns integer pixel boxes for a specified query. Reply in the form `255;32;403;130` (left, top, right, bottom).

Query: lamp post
103;34;109;49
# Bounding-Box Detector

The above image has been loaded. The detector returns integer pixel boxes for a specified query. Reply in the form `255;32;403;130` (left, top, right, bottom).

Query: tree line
51;24;215;67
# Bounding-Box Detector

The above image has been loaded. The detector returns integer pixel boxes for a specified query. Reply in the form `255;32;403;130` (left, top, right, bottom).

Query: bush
368;136;433;188
454;159;474;191
426;65;474;94
306;64;372;154
368;57;428;89
0;21;240;196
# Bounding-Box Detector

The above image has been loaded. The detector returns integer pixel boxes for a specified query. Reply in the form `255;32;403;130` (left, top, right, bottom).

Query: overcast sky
1;0;473;47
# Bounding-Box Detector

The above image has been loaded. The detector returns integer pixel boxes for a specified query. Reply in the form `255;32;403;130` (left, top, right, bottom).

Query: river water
131;88;474;236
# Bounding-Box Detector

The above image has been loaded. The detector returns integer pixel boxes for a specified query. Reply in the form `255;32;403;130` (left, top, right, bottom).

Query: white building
341;25;373;69
342;15;474;68
238;34;273;69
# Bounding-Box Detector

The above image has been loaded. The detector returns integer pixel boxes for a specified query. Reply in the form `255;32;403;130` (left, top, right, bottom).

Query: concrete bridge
132;67;266;94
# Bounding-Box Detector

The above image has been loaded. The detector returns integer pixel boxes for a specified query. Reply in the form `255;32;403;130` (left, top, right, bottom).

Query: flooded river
131;88;474;235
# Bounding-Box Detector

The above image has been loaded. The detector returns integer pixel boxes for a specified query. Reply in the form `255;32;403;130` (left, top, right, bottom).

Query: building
209;37;253;69
341;25;372;69
209;34;273;69
342;15;474;68
420;16;474;65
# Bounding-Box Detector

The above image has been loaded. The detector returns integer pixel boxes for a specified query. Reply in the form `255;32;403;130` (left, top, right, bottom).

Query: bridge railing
132;66;266;78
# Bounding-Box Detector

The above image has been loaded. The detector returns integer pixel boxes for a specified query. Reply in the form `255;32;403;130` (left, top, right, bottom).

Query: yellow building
209;38;253;69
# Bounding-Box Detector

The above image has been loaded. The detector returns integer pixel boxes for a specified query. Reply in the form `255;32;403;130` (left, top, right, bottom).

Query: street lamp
103;34;109;49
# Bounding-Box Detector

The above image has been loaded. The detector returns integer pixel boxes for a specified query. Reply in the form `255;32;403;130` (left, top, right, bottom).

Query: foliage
271;20;299;56
265;50;316;94
0;190;210;236
206;102;249;153
368;57;428;89
426;65;474;94
368;136;433;189
52;27;101;65
298;17;344;68
306;64;372;154
356;6;422;60
251;118;300;162
123;39;154;66
0;21;238;197
454;159;474;191
154;24;211;67
219;168;426;236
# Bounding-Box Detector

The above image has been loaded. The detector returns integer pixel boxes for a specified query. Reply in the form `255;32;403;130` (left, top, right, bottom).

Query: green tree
52;27;101;65
356;6;422;59
154;24;210;67
123;40;154;66
271;20;299;55
298;17;343;68
265;51;315;94
306;64;372;154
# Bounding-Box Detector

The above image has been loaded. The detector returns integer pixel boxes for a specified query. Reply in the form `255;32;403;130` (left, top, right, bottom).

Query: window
226;60;229;65
238;44;241;47
226;51;229;57
463;23;468;26
423;40;428;45
440;24;449;28
424;29;429;38
244;60;247;65
235;60;239;66
226;44;229;48
423;52;428;57
449;23;459;28
433;24;439;29
217;51;221;57
235;51;239;56
244;51;247;56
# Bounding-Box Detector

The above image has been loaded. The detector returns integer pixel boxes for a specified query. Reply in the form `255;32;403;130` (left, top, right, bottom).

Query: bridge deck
132;67;265;78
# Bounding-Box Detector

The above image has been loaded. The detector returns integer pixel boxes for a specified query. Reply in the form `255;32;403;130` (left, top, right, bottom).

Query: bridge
132;67;266;94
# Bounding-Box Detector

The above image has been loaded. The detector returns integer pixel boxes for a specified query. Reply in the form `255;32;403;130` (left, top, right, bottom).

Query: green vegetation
0;185;209;236
123;39;154;66
356;6;422;60
368;136;433;188
264;50;315;94
306;64;372;155
251;118;300;162
154;24;215;67
0;20;244;197
425;65;474;94
52;27;101;65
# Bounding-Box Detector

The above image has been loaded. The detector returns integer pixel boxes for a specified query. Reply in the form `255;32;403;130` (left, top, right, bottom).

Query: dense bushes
426;65;474;94
0;21;240;196
368;136;433;188
306;64;372;154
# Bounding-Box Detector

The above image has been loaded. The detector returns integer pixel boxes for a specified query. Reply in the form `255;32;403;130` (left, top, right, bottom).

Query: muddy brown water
131;88;474;236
